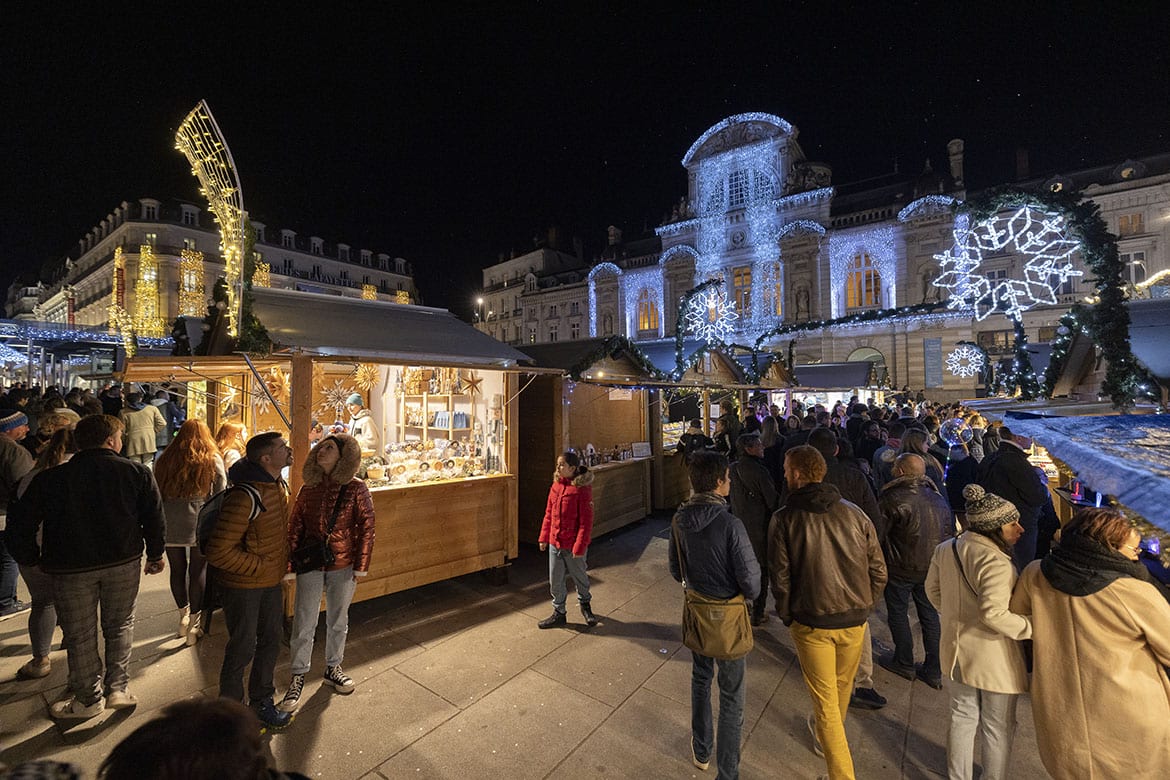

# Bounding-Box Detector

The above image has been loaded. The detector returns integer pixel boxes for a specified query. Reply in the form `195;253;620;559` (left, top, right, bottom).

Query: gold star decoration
462;371;483;399
351;363;381;391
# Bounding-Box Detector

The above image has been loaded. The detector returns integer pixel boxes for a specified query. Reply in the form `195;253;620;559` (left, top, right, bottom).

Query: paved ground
0;511;1050;778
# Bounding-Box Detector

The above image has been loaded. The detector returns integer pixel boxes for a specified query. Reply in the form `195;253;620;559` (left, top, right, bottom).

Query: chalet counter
656;451;693;511
586;457;652;538
351;474;519;605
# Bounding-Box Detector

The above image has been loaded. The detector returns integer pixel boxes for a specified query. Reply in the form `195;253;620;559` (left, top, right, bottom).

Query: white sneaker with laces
51;697;104;720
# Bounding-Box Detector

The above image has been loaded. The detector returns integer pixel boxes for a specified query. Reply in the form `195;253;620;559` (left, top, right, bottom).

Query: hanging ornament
684;286;738;343
946;344;986;378
351;363;380;391
317;379;356;420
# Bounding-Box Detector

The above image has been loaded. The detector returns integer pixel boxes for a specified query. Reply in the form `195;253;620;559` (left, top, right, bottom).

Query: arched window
637;289;659;332
846;253;882;308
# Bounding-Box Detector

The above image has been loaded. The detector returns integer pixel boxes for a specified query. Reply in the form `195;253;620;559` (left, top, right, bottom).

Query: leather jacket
878;475;954;582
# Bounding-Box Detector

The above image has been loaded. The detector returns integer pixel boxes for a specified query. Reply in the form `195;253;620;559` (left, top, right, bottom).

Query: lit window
728;171;749;208
528;328;536;343
637;288;659;331
1119;213;1145;237
1122;251;1147;286
846;253;882;308
732;265;752;315
769;261;783;317
183;238;196;251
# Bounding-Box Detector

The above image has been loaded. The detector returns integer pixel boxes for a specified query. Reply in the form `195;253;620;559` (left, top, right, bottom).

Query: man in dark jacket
770;445;887;778
669;451;759;778
0;410;34;618
876;453;952;689
729;433;778;625
9;414;165;720
977;424;1050;570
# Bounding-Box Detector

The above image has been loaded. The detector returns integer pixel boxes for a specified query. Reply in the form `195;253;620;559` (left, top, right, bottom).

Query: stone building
475;112;1170;401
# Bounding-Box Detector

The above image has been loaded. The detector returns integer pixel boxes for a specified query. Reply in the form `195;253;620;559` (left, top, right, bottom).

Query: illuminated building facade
475;113;1170;399
13;198;420;329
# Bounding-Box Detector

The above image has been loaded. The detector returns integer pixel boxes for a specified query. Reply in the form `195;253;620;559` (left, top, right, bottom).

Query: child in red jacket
537;451;596;628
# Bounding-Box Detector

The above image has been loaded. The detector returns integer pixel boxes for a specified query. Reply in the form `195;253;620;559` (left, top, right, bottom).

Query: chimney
947;139;964;186
1015;147;1030;181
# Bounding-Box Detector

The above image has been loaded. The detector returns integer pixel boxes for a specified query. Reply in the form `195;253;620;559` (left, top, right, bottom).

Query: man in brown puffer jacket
205;431;292;730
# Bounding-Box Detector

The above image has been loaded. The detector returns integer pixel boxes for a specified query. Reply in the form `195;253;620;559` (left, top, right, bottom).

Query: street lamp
475;296;484;322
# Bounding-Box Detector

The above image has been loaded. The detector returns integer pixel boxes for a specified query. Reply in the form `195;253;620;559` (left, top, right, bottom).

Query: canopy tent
1004;412;1170;533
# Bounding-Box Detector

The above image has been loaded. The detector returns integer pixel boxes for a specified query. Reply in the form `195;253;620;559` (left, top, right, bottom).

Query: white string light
683;285;738;343
946;344;985;377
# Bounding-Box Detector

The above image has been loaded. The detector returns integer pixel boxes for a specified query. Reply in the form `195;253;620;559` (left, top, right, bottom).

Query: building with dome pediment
475;112;1170;400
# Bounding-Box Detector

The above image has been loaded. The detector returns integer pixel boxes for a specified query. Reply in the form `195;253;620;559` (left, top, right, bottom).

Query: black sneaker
877;653;916;681
0;600;31;621
915;663;943;690
254;698;293;731
538;610;566;629
324;665;355;694
850;687;887;710
580;603;598;627
278;674;304;713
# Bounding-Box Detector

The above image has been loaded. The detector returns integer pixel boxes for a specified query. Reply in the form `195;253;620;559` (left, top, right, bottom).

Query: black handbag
290;485;347;575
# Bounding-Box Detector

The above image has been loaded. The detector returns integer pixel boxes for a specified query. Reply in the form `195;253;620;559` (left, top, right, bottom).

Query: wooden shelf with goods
397;392;474;442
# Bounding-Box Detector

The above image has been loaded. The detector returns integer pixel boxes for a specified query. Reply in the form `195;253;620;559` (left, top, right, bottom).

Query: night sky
5;5;1169;316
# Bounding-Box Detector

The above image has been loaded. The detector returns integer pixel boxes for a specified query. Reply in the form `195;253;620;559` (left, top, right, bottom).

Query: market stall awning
520;338;658;383
251;287;532;368
121;355;286;383
793;361;874;389
1005;412;1170;532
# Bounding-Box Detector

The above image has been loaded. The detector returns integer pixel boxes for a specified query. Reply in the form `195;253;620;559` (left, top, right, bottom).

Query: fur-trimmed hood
302;433;363;486
552;469;594;488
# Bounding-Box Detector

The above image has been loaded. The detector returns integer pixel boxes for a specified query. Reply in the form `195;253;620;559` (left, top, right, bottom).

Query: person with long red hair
154;419;227;645
215;421;247;470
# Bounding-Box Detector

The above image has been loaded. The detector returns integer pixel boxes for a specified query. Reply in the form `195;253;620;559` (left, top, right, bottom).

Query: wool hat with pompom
963;484;1019;532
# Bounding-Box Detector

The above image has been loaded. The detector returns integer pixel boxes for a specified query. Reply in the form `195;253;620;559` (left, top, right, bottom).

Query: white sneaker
51;697;104;720
106;690;138;710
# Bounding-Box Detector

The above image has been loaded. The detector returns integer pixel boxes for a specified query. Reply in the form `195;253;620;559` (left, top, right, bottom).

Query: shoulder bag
672;518;754;660
291;485;348;575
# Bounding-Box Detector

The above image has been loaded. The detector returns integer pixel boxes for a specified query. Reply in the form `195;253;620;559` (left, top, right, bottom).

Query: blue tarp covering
1005;413;1170;531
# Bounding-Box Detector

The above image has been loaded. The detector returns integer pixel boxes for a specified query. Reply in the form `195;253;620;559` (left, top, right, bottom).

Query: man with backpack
204;431;293;731
8;414;166;720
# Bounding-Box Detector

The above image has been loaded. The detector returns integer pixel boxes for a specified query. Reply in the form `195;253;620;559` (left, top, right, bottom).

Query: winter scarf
1041;530;1170;605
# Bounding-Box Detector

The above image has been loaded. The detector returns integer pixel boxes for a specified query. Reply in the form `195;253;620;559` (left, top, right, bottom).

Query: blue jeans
290;567;357;673
883;577;940;678
691;652;746;780
0;531;19;609
548;546;590;612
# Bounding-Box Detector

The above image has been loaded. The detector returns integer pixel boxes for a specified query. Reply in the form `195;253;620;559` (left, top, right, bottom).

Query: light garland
829;225;899;318
683;284;738;343
897;195;957;222
933;205;1082;321
132;244;166;338
946;343;985;377
681;112;794;166
395;290;411;304
587;262;622;337
252;260;271;288
361;283;377;300
175;100;246;337
777;219;826;239
179;249;206;316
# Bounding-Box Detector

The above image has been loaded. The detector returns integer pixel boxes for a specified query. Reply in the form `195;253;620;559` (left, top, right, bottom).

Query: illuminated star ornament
684;286;738;343
933;206;1082;321
946;344;985;378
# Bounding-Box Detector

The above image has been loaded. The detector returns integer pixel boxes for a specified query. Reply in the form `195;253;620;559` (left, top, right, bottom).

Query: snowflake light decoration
933;206;1082;321
684;286;738;343
946;344;985;378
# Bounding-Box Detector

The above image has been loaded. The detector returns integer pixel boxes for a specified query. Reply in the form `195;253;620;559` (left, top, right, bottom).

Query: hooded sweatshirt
668;492;760;601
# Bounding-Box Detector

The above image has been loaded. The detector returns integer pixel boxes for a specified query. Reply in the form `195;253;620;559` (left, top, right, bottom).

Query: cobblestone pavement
0;512;1049;778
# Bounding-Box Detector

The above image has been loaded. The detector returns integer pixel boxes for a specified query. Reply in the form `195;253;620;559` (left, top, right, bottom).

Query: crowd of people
0;381;376;746
675;395;1170;779
2;381;1169;779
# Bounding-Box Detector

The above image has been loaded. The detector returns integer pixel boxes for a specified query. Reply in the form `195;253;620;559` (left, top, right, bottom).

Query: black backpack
196;484;264;554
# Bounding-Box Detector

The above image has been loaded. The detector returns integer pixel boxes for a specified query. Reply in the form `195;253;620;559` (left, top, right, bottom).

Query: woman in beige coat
926;484;1030;780
1010;507;1170;779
